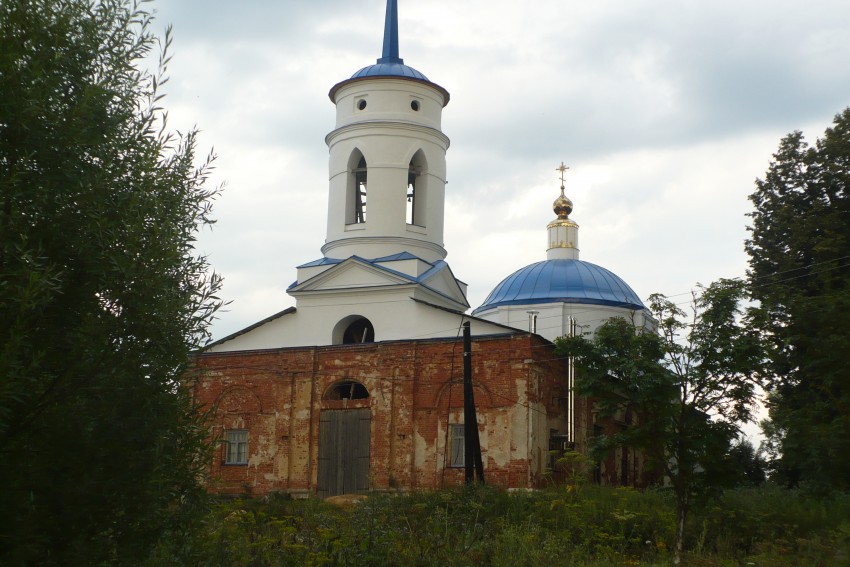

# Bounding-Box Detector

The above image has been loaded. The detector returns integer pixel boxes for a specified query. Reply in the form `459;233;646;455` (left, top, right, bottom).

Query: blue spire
377;0;403;64
329;0;451;105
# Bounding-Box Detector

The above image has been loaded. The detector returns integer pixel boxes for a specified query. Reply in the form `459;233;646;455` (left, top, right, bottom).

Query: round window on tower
410;100;420;111
357;99;367;111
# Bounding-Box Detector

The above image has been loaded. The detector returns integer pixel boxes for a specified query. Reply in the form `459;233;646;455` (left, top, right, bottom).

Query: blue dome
350;62;429;81
472;259;645;314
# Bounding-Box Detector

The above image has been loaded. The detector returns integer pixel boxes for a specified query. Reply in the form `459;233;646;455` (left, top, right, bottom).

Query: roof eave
328;75;450;106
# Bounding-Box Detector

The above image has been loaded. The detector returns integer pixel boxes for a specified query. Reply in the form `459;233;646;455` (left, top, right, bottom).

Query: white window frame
224;429;248;465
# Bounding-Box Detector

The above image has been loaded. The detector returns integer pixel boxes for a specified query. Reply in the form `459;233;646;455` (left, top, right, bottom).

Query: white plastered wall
207;291;513;352
474;302;655;343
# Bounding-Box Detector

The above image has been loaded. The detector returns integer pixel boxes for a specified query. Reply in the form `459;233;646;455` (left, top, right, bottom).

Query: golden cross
556;162;570;188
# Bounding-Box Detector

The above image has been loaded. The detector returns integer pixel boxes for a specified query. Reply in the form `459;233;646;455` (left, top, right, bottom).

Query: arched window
354;157;367;223
346;150;367;224
325;380;370;401
342;317;374;344
332;315;377;345
407;150;427;226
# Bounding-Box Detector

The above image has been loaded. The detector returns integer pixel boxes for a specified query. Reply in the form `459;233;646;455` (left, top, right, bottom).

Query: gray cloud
148;0;850;339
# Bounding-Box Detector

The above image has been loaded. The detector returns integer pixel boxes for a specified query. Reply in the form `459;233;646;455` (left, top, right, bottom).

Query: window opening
407;151;427;226
327;381;369;401
353;157;367;223
410;100;420;111
357;99;367;110
406;165;417;225
548;431;573;472
342;317;374;344
224;429;248;465
449;424;464;467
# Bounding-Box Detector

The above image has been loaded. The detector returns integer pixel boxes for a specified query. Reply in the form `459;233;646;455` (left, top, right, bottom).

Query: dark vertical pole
463;322;474;484
463;321;485;484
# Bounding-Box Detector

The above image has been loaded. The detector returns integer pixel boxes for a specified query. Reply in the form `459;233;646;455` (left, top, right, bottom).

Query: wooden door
317;409;371;497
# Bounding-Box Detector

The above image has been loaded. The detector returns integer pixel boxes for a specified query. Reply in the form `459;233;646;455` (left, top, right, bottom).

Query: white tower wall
323;79;450;262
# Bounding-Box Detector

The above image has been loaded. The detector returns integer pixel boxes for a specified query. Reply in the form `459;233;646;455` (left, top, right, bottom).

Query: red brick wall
192;333;571;496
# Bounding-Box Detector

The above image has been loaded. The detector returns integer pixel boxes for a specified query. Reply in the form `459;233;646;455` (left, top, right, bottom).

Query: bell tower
209;0;523;351
287;0;469;333
322;0;451;263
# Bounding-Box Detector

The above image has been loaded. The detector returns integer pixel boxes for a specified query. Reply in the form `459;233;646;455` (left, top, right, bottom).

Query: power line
749;254;850;282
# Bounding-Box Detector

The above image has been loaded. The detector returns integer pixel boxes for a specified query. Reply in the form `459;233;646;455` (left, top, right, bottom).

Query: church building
192;0;652;497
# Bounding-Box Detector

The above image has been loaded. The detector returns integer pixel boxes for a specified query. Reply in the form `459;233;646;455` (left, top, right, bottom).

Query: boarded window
449;424;464;468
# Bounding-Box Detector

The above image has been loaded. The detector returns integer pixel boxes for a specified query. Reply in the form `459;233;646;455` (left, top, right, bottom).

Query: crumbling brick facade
192;332;651;497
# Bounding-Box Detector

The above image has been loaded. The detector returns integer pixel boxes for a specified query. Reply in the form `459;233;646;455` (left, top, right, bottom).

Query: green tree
726;438;767;487
746;109;850;491
555;279;764;564
0;0;222;563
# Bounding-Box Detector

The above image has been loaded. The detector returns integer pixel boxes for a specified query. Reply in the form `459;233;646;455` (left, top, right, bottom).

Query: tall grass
146;485;850;566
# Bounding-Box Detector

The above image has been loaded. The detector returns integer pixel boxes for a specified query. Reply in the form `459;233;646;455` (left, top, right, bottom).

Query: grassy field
147;485;850;566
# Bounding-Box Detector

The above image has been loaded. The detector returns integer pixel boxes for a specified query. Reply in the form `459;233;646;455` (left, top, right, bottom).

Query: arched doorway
317;380;371;497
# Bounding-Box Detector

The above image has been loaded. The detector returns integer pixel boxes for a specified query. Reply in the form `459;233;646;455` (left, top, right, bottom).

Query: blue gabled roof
292;254;435;288
418;259;449;281
288;254;468;308
372;251;422;262
290;252;430;280
351;255;419;283
472;259;645;314
294;254;425;284
296;257;343;268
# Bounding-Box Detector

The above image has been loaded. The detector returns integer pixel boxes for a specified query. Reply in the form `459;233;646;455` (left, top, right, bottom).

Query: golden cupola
547;163;579;260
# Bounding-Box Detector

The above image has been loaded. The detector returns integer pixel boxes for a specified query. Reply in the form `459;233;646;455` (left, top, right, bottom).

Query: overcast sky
148;0;850;342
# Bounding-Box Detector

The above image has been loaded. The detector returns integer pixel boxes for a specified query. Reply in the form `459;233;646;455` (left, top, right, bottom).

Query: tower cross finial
378;0;404;64
556;162;570;194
